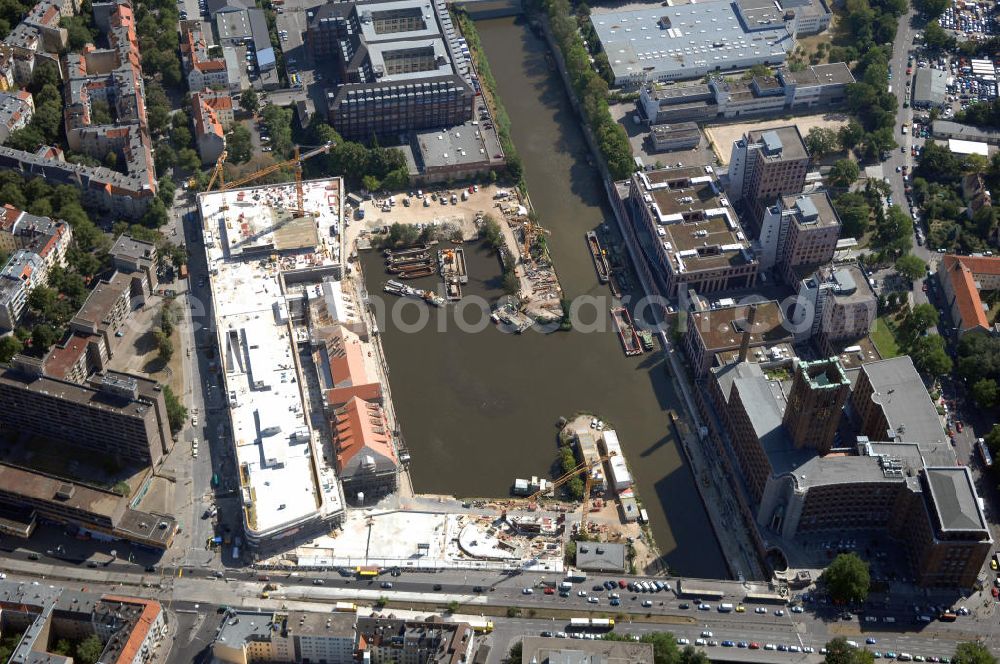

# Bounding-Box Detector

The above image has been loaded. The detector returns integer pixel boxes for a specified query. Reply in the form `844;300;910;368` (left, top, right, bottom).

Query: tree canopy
894;254;926;281
825;637;876;664
952;643;997;664
820;553;870;604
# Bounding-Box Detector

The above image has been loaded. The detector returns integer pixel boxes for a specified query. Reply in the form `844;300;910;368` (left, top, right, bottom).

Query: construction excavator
204;142;334;217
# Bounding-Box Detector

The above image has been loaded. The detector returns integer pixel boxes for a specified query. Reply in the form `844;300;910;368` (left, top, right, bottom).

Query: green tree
361;174;380;193
240;88;260;115
820;553;870;604
153;328;173;363
829;159;860;188
261;105;293;156
952;643;997;664
910;335;953;376
806;127;839;160
924;20;957;53
227;124;253;164
914;0;947;17
972;378;999;410
31;324;59;352
894;254;926;281
385;223;419;248
900;303;940;345
75;634;104;664
177;148;202;172
141;198;169;228
839;120;865;152
875;205;913;255
0;335;23;362
825;637;876;664
162;384;187;434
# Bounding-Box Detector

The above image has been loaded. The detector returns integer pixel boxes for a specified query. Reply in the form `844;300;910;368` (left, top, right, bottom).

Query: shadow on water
360;16;728;578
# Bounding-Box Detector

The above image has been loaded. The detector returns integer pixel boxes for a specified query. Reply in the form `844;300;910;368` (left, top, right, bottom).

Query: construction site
346;185;565;325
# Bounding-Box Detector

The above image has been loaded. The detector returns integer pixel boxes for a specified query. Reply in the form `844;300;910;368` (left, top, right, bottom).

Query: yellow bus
355;566;380;577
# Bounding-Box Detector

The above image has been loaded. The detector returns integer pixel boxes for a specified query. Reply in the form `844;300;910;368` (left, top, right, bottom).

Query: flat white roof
200;180;345;539
948;138;989;156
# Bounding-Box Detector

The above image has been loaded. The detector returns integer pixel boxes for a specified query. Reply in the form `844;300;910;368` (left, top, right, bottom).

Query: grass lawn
872;317;901;358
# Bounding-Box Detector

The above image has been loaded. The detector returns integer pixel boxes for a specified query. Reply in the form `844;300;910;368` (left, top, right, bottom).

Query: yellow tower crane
204;142;334;216
524;450;616;523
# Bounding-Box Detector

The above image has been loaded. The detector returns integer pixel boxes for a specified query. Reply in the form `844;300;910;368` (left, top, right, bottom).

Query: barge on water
398;265;435;279
586;231;610;283
383;243;429;258
438;247;468;284
611;306;642;356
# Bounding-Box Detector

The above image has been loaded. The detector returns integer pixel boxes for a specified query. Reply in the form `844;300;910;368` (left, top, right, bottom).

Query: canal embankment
525;7;767;579
355;16;727;578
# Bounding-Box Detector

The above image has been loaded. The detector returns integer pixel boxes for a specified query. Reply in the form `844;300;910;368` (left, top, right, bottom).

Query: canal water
360;16;727;578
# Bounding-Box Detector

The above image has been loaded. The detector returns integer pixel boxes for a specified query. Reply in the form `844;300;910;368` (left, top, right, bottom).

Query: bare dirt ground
706;113;850;165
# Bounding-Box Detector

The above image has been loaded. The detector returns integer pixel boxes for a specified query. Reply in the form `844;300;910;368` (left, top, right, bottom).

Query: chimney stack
737;303;758;362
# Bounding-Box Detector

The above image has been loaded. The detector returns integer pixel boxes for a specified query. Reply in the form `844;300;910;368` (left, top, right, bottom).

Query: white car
755;607;767;614
677;638;690;645
701;631;713;638
522;588;533;595
764;644;777;651
587;597;599;604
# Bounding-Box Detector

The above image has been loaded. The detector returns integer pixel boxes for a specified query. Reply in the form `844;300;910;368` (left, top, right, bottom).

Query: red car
750;643;761;650
618;580;627;588
991;586;998;598
544;587;555;595
956;421;963;433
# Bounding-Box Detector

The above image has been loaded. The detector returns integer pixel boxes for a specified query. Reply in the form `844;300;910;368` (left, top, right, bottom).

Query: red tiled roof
333;396;396;470
943;254;994;332
100;595;162;664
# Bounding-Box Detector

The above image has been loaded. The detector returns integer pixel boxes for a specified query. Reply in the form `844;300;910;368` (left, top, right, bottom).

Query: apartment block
309;0;475;139
69;270;133;370
520;636;654;664
0;89;33;142
0;209;72;330
181;24;241;92
213;610;356;664
0;1;156;219
0;356;170;466
756;192;840;280
726;126;809;229
0;582;167;664
356;617;476;664
109;233;158;299
0;250;44;330
192;89;227;164
626;166;758;298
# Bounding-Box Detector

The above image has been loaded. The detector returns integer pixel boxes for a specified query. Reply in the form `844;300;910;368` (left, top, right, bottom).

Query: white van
718;603;734;613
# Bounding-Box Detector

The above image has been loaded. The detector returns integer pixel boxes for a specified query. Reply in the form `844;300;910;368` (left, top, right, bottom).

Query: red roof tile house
332;396;397;504
938;254;1000;337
